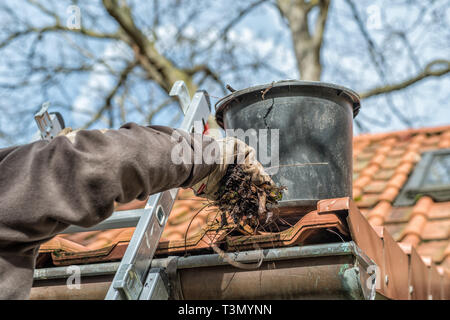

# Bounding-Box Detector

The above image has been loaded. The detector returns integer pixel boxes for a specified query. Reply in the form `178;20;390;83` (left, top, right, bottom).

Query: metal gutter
32;242;377;300
159;241;372;269
34;242;368;278
34;262;120;280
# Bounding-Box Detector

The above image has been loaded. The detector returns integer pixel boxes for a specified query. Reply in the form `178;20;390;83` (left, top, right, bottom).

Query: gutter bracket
139;268;170;300
166;256;184;300
341;267;366;300
350;242;377;300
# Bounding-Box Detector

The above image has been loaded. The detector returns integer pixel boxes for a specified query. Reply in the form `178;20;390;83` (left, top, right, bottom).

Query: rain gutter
32;241;377;300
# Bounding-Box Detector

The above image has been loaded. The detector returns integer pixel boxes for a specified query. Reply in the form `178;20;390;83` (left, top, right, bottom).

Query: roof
352;125;450;271
34;124;450;299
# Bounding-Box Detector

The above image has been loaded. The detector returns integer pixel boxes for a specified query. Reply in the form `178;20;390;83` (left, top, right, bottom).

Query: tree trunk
277;0;329;81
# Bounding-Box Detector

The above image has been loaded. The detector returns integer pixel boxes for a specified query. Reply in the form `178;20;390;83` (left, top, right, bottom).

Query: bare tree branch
344;0;387;79
199;0;269;55
146;97;175;124
360;59;450;99
184;64;227;93
81;60;137;129
345;0;415;127
102;0;197;95
0;25;119;50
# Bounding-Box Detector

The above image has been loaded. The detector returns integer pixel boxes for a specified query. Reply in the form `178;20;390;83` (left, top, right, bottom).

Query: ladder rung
61;208;146;234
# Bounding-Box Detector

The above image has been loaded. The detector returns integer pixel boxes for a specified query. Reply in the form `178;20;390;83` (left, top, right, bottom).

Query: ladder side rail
105;91;211;300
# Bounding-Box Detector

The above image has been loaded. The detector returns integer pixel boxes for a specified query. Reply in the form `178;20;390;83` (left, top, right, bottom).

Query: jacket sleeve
0;122;219;254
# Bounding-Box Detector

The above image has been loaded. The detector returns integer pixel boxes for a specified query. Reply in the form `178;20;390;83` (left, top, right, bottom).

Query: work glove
191;137;274;200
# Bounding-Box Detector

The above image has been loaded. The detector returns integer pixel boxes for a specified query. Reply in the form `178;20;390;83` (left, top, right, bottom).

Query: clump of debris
213;164;286;233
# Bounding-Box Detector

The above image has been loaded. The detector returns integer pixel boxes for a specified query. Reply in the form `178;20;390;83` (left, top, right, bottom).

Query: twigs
183;202;211;256
210;243;264;270
212;164;285;231
261;82;274;100
182;164;287;267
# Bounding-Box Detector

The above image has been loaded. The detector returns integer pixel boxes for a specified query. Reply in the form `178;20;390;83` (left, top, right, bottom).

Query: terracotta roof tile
372;153;387;166
428;202;450;219
381;137;398;147
438;131;450;149
352;187;362;200
423;135;441;146
378;145;394;154
444;242;450;258
356;150;375;161
421;220;450;241
401;214;428;246
360;163;380;178
354;175;372;189
373;168;396;180
368;216;384;227
387;173;408;189
442;130;450;138
354;159;370;172
401;151;421;164
378;186;400;203
384;223;407;241
359;208;370;218
398;197;434;246
395;162;414;175
438;139;450;149
355;194;379;208
381;157;403;170
411;133;426;143
84;229;127;250
62;231;101;246
367;200;392;221
385;207;413;224
406;142;422;152
417;241;448;263
389;147;407;158
363;180;388;193
361;143;381;153
411;196;434;217
40;236;91;253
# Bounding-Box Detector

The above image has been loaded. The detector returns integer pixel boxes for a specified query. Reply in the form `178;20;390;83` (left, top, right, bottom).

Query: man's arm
0;122;218;254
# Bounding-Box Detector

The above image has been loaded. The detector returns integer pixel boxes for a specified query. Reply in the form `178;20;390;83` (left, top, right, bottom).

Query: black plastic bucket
215;80;360;208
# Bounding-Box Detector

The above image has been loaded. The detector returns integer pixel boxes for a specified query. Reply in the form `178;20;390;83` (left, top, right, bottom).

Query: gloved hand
191;137;274;200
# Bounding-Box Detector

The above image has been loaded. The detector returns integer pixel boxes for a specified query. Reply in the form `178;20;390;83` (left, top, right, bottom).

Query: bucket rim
215;80;361;128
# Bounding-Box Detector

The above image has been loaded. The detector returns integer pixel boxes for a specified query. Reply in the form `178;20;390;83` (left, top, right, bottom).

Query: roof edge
354;124;450;142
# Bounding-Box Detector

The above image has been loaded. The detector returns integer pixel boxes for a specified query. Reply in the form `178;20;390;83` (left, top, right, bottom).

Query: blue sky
0;0;448;147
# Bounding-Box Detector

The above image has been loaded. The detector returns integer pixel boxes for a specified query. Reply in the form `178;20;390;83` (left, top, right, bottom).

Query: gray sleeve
0;122;218;253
